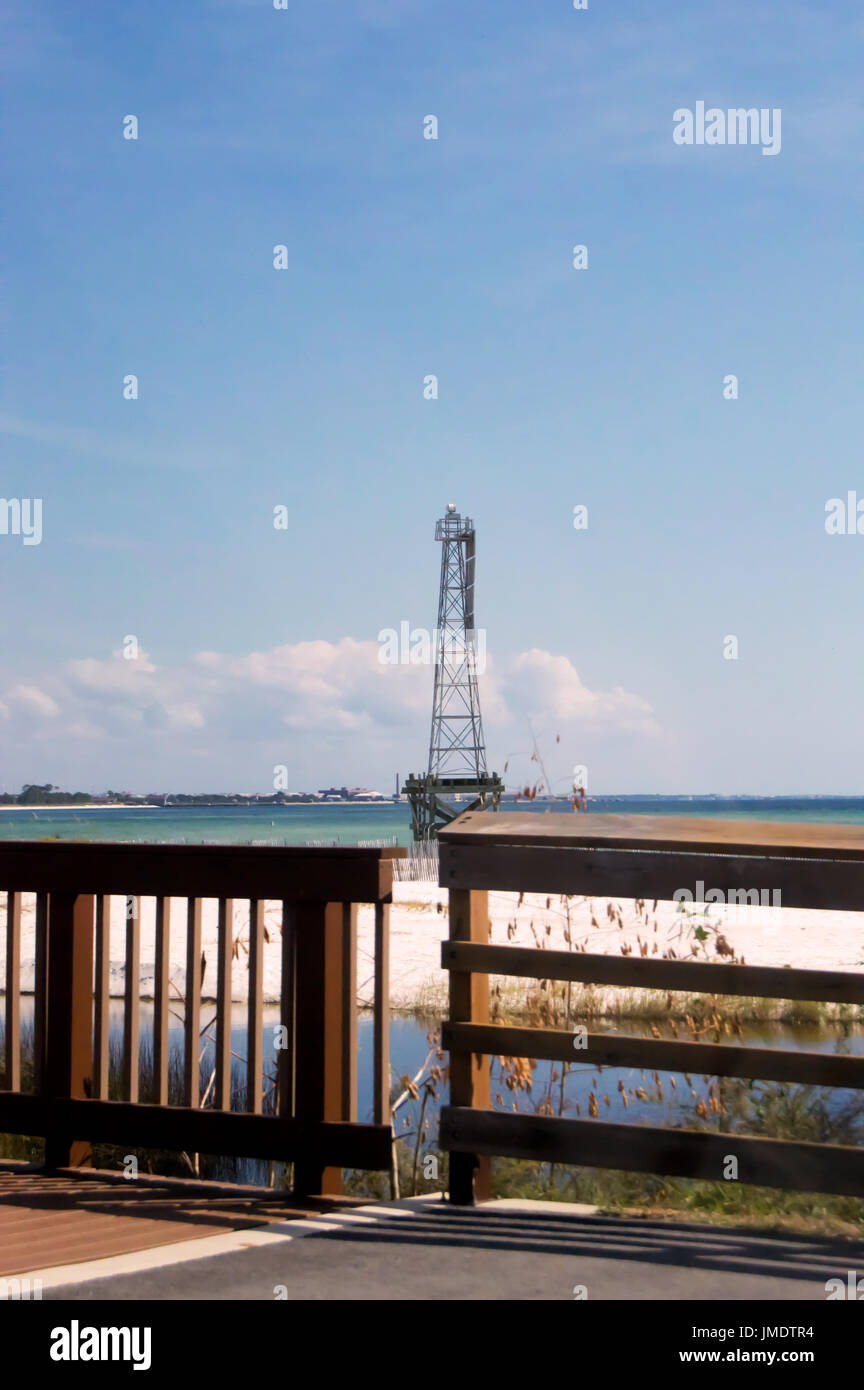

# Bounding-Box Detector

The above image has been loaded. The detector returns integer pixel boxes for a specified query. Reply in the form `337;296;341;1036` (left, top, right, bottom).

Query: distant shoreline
4;795;863;814
2;804;157;811
1;801;398;810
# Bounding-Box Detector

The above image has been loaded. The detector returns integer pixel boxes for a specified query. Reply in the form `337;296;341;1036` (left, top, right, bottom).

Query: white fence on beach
302;835;438;881
393;841;439;882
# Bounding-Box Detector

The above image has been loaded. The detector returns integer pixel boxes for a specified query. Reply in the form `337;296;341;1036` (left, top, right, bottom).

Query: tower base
403;774;503;843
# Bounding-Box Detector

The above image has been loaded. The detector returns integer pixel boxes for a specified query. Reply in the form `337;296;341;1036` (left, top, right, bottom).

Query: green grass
487;1156;864;1236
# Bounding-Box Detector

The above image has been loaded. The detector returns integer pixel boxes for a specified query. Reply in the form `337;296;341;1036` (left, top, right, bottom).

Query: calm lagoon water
6;999;861;1183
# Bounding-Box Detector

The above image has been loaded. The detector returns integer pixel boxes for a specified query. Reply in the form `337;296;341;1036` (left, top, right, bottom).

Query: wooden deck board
0;1167;365;1278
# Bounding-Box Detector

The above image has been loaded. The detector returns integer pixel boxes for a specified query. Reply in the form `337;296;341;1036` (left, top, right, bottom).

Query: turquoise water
0;802;414;845
3;797;864;845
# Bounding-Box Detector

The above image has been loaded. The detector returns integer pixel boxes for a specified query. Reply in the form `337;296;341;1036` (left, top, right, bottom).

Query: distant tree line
0;784;100;806
0;785;321;806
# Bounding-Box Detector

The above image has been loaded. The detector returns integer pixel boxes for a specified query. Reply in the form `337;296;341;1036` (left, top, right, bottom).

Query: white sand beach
2;883;863;1012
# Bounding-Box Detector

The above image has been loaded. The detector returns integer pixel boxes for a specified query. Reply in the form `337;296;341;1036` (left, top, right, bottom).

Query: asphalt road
45;1199;864;1301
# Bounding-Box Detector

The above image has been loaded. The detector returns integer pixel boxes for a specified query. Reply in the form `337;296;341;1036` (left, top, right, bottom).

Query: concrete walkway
39;1197;864;1301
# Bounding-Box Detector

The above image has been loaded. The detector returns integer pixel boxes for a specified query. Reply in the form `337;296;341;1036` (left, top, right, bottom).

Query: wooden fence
438;811;864;1204
0;840;404;1195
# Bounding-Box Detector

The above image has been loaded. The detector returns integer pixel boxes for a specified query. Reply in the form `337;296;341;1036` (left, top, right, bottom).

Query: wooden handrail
439;809;864;860
0;840;400;901
439;811;864;911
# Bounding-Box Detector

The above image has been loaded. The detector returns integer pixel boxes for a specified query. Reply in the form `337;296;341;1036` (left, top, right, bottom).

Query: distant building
317;787;387;801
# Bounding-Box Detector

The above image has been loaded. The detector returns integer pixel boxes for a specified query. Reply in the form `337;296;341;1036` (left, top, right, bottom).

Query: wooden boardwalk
0;1163;365;1279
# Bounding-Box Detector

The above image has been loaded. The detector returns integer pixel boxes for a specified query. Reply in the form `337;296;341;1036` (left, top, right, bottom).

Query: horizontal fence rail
438;812;864;1204
0;1095;389;1170
440;1109;864;1199
0;841;404;1194
441;940;864;1006
442;1022;864;1091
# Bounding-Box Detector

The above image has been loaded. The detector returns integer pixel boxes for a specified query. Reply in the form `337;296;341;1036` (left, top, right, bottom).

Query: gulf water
3;796;864;845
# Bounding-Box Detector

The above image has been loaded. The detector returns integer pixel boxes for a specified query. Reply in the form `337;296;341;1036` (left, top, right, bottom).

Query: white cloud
68;651;158;692
503;650;657;733
8;684;60;718
198;638;431;729
164;703;205;729
0;638;656;786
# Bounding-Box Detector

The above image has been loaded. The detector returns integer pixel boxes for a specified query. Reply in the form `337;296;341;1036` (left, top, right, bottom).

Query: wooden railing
438;811;864;1204
0;840;404;1195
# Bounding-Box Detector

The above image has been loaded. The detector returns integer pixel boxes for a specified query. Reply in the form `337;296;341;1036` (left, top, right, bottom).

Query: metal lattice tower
404;505;502;841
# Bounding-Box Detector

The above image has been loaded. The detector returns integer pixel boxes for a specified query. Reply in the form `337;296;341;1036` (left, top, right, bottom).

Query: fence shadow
297;1197;864;1288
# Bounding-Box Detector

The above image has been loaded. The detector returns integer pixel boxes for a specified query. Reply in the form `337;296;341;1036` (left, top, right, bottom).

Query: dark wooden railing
0;840;404;1195
438;811;864;1204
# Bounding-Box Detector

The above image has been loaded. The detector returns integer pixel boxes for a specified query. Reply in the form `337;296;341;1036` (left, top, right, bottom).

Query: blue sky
2;0;862;794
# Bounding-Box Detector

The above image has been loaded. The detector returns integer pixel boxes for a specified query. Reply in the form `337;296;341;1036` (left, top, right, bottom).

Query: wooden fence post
373;902;390;1126
292;901;350;1197
448;888;491;1204
3;892;22;1092
43;893;95;1170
